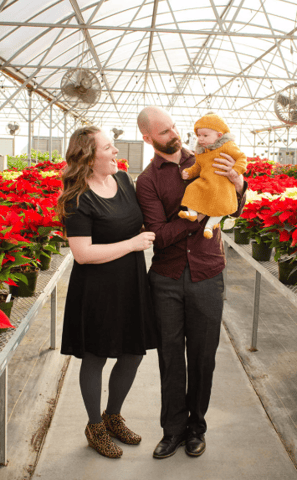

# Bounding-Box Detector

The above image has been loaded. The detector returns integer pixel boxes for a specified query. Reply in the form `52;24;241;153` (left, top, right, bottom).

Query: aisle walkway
32;316;297;478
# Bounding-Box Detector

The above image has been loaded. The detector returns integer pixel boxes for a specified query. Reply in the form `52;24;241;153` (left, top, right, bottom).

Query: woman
57;126;157;459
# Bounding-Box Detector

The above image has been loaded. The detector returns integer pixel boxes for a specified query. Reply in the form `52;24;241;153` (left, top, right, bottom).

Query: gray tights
79;352;143;424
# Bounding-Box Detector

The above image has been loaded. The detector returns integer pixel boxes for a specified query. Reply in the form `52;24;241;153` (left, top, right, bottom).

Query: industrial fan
274;83;297;125
6;122;20;135
112;128;124;139
60;68;101;109
184;132;191;145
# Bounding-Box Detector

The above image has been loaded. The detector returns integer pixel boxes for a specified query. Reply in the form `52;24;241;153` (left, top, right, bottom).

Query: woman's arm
69;231;155;265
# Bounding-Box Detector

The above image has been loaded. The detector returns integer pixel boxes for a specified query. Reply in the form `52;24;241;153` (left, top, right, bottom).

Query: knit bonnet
194;113;230;135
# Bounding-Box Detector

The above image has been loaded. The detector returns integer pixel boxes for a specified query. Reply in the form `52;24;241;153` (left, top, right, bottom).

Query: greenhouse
0;1;297;479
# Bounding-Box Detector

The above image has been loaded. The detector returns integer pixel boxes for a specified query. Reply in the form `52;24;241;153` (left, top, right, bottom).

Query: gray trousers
149;264;224;436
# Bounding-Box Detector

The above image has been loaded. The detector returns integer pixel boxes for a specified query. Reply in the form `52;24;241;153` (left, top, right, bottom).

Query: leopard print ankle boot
102;411;141;445
85;421;123;458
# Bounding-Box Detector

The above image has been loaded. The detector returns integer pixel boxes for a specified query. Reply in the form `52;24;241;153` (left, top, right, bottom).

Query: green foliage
272;163;297;179
7;149;63;171
7;157;28;170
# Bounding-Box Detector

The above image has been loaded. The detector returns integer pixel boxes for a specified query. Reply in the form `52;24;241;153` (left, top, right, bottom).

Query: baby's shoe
178;211;197;222
203;228;213;239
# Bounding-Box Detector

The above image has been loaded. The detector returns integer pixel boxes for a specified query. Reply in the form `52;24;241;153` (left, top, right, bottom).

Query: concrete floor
31;330;296;480
1;247;297;479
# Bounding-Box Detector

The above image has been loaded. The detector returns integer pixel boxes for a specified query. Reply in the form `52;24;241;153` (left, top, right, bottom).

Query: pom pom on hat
194;112;230;135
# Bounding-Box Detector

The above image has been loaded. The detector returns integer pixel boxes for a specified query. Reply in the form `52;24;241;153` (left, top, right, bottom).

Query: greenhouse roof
1;0;297;138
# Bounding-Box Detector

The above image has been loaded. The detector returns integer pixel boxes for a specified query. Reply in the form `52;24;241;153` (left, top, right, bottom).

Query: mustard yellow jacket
181;135;247;217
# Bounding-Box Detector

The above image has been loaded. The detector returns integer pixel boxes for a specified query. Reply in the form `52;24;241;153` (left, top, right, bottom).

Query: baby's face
197;128;222;147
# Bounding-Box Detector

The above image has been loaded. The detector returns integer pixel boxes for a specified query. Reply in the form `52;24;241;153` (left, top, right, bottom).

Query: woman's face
92;130;119;176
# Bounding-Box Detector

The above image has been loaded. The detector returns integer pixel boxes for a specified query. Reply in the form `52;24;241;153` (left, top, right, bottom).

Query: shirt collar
153;148;193;169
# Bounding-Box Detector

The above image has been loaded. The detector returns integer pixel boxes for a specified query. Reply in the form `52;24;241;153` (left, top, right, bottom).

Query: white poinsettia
222;217;236;230
280;187;297;200
40;171;58;178
245;189;279;203
0;171;21;180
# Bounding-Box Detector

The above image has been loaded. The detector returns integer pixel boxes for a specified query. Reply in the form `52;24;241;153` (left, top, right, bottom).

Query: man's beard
152;137;182;154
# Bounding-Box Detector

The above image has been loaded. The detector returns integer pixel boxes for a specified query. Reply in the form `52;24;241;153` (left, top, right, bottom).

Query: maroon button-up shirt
136;148;247;282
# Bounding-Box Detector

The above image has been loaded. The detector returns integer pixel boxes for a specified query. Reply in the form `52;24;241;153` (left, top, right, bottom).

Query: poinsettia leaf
43;244;59;253
10;272;29;285
40;250;51;259
37;226;52;237
0;310;15;329
4;278;18;286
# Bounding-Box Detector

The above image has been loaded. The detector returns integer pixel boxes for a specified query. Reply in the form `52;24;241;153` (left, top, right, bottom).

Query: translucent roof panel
1;0;297;150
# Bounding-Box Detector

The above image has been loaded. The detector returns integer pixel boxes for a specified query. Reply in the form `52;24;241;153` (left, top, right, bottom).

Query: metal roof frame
0;0;297;157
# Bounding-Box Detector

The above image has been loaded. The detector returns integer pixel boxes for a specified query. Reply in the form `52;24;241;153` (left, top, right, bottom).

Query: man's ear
143;134;152;146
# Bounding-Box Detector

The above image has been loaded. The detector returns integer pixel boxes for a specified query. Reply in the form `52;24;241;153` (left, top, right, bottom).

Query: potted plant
233;217;251;244
0;224;34;311
259;197;297;284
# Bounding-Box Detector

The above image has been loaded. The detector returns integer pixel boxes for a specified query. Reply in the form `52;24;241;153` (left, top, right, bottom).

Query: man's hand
213;153;244;195
181;170;189;180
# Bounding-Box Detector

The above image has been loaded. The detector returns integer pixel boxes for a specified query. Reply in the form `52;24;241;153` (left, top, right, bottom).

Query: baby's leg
188;208;197;216
178;207;198;222
204;216;223;239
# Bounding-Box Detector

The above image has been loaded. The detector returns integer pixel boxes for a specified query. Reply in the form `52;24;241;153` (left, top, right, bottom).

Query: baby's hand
181;170;189;180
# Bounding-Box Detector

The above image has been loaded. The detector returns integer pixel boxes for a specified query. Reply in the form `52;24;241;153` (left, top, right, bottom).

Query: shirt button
188;233;192;236
187;249;190;253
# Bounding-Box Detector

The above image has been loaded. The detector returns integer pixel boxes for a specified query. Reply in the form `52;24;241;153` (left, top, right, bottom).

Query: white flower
280;187;297;200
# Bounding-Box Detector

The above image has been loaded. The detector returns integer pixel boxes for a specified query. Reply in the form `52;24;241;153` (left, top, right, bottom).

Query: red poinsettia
246;175;297;194
117;158;129;172
245;158;273;178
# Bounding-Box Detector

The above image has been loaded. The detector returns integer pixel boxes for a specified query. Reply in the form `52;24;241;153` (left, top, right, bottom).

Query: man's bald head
137;106;182;156
137;106;172;135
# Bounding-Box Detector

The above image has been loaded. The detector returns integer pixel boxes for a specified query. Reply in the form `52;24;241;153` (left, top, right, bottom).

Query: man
136;106;247;459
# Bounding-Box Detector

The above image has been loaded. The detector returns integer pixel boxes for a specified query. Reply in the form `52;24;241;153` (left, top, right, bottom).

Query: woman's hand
130;232;156;251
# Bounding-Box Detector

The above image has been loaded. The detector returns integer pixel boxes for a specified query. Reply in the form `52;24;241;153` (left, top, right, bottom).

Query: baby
178;112;247;238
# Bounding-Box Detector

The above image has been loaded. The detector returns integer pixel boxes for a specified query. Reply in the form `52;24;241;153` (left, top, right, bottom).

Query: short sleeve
64;195;93;237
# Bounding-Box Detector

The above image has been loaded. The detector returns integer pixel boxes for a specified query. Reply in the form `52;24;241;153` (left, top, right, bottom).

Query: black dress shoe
185;431;206;457
153;434;186;459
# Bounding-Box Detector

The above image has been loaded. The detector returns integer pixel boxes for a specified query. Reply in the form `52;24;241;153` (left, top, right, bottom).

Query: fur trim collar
195;132;235;154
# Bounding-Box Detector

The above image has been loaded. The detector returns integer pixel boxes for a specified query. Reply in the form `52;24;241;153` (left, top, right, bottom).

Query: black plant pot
9;269;40;297
0;296;13;319
233;227;250;245
278;260;297;285
251;241;272;262
40;252;52;271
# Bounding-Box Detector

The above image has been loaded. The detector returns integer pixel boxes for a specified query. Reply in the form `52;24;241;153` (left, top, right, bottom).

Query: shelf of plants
0;159;71;465
222;157;297;352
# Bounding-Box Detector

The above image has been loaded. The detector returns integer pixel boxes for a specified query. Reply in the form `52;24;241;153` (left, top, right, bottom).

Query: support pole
50;286;57;350
0;366;8;466
63;112;67;159
251;271;261;351
28;90;32;166
223;240;228;300
49;104;53;162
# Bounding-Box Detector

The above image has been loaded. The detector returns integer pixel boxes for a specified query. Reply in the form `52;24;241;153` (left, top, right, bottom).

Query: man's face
145;112;182;154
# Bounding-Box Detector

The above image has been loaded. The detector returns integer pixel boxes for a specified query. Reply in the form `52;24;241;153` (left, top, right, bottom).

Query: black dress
61;170;157;359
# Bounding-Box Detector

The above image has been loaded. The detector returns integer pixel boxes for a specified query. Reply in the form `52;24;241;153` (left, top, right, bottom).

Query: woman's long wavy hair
57;126;100;223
